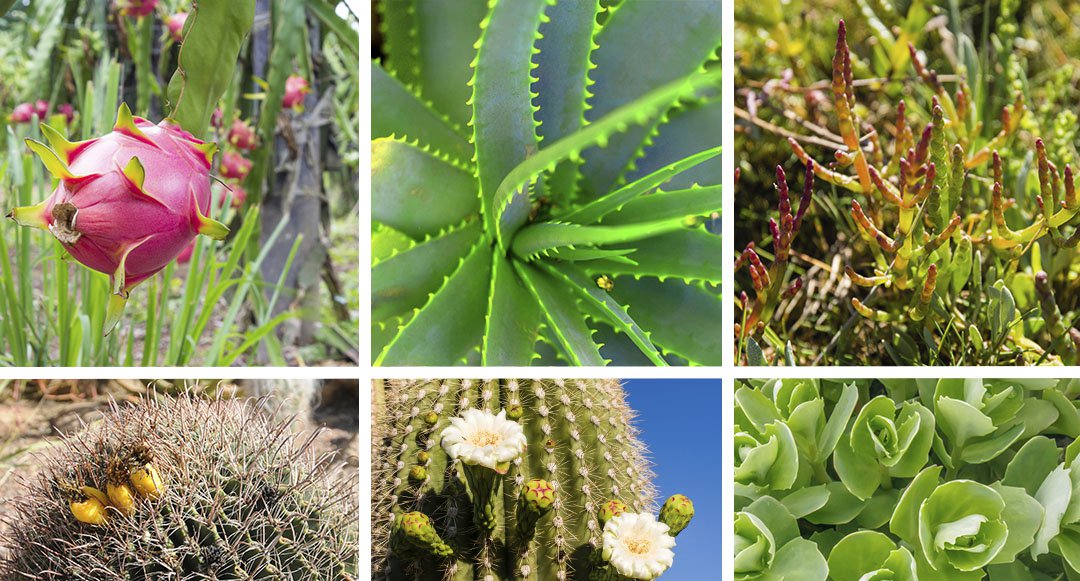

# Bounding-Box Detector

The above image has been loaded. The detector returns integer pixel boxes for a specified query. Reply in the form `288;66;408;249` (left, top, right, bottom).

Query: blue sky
624;379;722;581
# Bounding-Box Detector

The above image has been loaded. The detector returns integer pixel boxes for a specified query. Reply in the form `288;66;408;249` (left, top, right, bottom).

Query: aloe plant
372;0;723;366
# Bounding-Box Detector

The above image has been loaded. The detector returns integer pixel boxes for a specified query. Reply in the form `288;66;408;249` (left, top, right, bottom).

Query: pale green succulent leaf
372;222;482;321
372;138;480;238
745;495;801;548
372;62;473;165
936;396;996;450
806;481;865;526
856;489;902;530
1053;528;1080;575
1003;435;1061;496
735;386;782;434
560;145;721;224
472;0;551;243
961;423;1025;464
779;484;829;519
770;537;828;581
608;277;722;365
376;243;492;366
578;0;722;198
891;465;942;546
481;253;542;365
834;426;884;501
818;382;859;462
988;483;1043;564
513;261;605;366
375;0;420;88
826;530;898;581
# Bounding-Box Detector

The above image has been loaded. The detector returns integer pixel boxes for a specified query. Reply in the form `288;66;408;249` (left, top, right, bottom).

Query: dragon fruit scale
6;103;227;334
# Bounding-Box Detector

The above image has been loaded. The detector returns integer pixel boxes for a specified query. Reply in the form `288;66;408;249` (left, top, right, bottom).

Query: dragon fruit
220;183;246;208
227;118;256;150
114;0;157;18
33;100;49;120
11;103;33;124
220;150;251;180
6;103;227;334
282;75;311;110
57;104;75;124
165;12;187;42
210;107;223;128
175;239;195;264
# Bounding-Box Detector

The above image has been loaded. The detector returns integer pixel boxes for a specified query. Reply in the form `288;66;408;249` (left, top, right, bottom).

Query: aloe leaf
548;246;638;264
376;242;492;366
472;0;551;244
536;261;666;365
560;145;721;224
598;184;722;225
372;138;480;238
165;0;255;138
375;0;421;88
491;67;723;247
534;0;601;205
578;0;722;198
584;229;723;284
372;62;473;165
513;261;605;366
622;99;724;189
414;0;487;129
511;218;688;261
372;312;412;365
609;277;722;365
372;223;414;263
482;253;542;365
372;222;482;321
533;327;570;366
591;319;659;365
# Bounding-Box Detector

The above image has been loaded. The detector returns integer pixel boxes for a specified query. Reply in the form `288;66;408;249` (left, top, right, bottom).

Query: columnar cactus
371;379;693;580
0;394;358;579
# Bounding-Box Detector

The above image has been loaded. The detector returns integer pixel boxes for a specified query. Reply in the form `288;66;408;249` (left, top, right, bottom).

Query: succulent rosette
736;379;858;466
6;104;227;333
889;467;1042;579
735;496;827;581
834;395;936;500
826;531;917;581
930;379;1029;465
734;419;800;497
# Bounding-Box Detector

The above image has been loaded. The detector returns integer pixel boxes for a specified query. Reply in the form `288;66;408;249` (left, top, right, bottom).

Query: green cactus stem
372;379;685;581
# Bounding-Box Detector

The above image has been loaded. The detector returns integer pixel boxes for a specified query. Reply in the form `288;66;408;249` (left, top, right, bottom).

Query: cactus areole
6;103;228;334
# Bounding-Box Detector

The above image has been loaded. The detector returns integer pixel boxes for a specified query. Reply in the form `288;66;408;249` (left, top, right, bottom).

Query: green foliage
736;3;1080;365
372;0;722;366
0;394;358;579
372;379;692;580
734;377;1080;580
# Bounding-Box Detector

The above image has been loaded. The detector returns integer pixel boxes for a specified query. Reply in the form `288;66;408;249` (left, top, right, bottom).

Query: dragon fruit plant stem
7;104;228;334
372;379;694;580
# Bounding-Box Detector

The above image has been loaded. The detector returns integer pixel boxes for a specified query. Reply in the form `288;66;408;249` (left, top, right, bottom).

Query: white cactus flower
440;408;527;473
602;512;676;580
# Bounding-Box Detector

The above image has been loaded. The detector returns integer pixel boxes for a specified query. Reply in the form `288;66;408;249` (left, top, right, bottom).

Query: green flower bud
658;494;694;536
409;465;427;482
506;403;524;421
598;499;627;527
522;479;555;514
423;411;439;426
396;512;452;557
417;450;430;463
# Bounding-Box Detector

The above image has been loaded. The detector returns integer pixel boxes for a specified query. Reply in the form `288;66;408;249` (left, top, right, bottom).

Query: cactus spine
372;379;688;580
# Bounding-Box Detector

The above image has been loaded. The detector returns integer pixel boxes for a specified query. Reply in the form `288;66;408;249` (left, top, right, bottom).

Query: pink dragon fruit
210;107;223;128
165;12;187;42
57;103;75;125
7;103;227;334
11;103;33;124
218;183;247;209
33;100;49;120
176;239;195;264
114;0;157;18
282;75;311;111
220;151;252;180
227;118;257;150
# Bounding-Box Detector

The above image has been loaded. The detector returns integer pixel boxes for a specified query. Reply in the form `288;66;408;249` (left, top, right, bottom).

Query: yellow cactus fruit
129;464;164;499
105;456;136;516
56;480;108;526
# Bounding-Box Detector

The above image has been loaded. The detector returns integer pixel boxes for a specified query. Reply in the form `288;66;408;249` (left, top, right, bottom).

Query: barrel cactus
0;394;359;580
371;379;694;580
373;0;723;366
